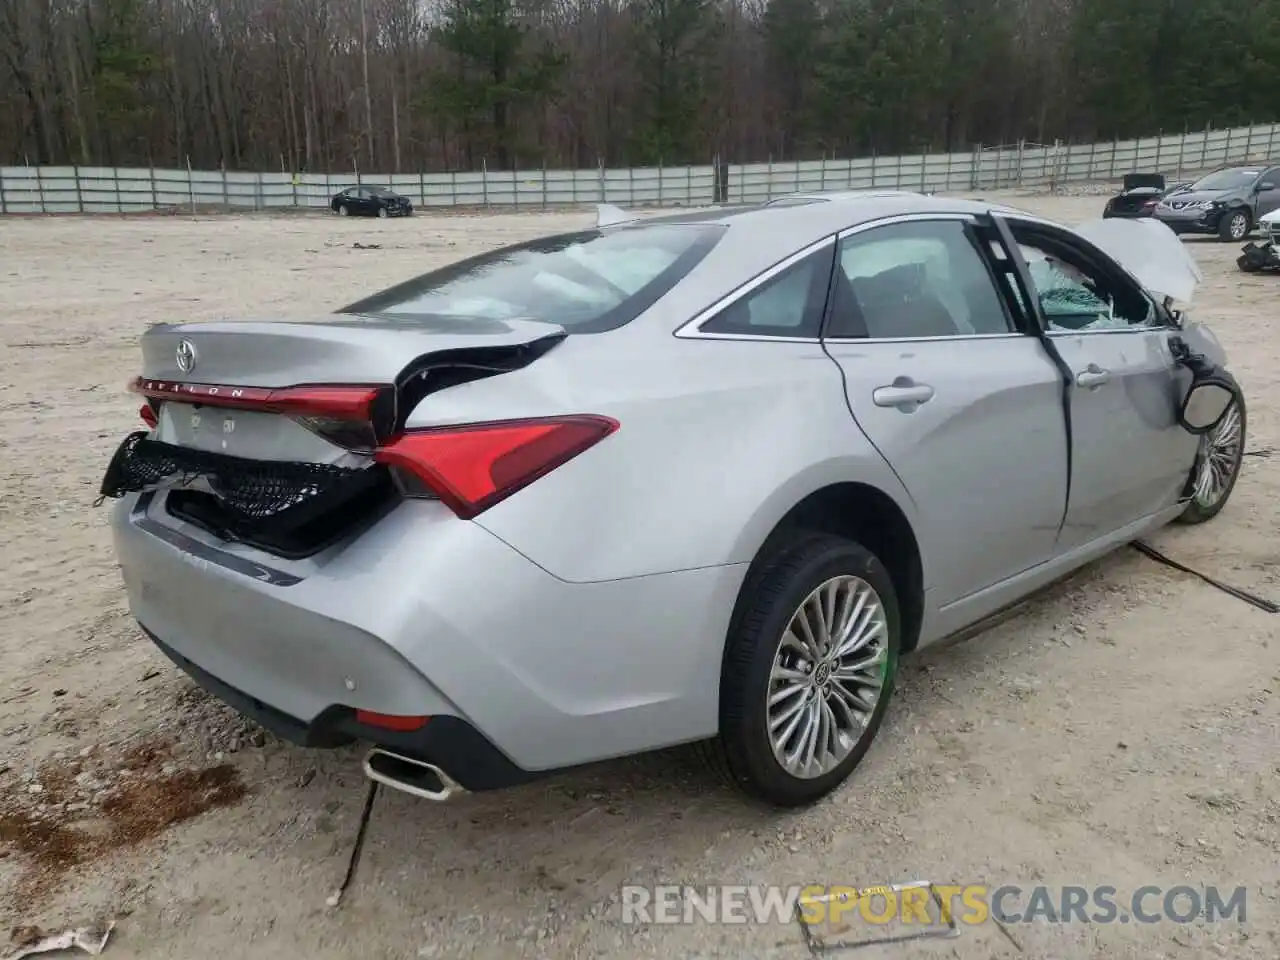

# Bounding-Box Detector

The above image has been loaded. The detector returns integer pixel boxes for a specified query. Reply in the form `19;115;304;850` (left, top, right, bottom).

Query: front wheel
377;207;389;219
337;204;349;217
1219;209;1250;242
1176;396;1246;524
702;534;900;807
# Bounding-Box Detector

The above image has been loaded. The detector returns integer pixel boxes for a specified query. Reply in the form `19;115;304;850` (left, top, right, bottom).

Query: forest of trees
2;0;1278;172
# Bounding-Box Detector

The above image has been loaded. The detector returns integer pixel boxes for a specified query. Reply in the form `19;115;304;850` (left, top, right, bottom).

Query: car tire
1219;209;1250;242
1175;395;1246;525
377;207;389;219
337;204;349;217
700;533;900;807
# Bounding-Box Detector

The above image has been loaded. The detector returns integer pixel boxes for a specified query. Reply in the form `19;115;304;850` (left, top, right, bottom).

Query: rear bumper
145;627;537;790
110;492;742;777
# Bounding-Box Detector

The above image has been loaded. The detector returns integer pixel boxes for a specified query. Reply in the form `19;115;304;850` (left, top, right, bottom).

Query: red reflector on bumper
354;710;430;732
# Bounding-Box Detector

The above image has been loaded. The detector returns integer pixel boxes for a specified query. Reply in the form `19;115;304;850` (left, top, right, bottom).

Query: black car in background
1102;173;1186;219
330;185;414;218
1152;164;1280;241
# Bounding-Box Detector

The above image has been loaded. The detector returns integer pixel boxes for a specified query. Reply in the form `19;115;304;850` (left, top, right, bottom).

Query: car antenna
595;203;638;228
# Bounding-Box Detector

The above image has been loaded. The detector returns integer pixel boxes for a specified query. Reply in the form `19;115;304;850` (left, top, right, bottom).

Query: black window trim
997;214;1172;337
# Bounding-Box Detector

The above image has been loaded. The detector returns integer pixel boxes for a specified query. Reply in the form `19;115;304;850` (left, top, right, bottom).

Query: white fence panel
2;121;1276;214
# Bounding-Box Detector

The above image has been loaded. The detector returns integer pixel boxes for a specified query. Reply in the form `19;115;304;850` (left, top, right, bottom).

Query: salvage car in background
1153;164;1280;240
1102;173;1190;219
100;196;1245;809
330;185;414;218
1237;207;1280;272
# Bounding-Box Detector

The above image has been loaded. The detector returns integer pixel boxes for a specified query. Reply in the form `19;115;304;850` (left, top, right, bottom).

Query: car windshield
340;223;725;333
1189;169;1259;192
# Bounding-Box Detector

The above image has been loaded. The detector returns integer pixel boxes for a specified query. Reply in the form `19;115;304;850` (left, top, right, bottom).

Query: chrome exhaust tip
362;748;464;802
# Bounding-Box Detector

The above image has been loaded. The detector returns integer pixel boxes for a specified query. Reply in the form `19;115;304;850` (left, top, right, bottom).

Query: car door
1253;167;1280;219
821;215;1069;610
996;217;1197;552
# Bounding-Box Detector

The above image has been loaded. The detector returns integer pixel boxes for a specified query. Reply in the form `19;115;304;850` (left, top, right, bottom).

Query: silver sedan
102;194;1245;808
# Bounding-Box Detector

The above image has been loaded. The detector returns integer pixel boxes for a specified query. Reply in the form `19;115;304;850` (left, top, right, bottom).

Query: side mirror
1258;181;1277;192
1179;377;1237;435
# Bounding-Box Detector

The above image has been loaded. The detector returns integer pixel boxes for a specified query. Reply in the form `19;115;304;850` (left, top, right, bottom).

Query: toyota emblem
175;339;197;374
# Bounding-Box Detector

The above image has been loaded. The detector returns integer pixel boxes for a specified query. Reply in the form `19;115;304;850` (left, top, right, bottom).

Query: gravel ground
0;193;1277;959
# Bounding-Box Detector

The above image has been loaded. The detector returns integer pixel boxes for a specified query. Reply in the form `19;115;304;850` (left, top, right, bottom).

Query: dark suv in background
1152;164;1280;241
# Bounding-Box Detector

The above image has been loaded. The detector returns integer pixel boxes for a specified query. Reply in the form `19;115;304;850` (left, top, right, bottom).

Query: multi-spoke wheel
703;534;900;807
1177;396;1246;524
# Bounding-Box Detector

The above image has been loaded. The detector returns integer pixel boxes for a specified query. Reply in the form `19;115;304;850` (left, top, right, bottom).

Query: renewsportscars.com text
620;884;1247;926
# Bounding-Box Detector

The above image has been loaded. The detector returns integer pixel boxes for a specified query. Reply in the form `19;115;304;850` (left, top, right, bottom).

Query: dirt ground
0;193;1277;960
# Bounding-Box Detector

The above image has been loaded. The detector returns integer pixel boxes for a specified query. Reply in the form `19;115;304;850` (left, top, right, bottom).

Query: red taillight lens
128;378;392;448
374;415;619;519
355;710;429;732
130;377;384;419
139;403;158;428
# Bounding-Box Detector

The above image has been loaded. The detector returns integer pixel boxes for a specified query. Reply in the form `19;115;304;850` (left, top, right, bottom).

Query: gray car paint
1154;165;1280;232
109;194;1229;776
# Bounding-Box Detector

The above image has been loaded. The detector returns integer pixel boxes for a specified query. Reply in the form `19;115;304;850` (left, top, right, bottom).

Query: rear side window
342;224;725;333
700;246;834;338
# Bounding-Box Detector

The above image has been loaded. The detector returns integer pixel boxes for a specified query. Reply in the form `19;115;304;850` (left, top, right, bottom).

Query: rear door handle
1075;365;1111;389
872;380;935;410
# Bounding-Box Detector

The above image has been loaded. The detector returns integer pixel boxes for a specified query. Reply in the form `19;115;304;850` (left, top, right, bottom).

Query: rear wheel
1219;209;1250;242
702;534;899;807
1176;397;1246;524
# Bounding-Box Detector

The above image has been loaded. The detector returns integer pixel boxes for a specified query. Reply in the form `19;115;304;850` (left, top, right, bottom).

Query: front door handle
1075;364;1111;389
872;379;935;410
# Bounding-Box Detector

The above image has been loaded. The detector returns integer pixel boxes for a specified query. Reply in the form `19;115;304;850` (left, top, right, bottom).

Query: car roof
628;194;1018;274
764;189;927;205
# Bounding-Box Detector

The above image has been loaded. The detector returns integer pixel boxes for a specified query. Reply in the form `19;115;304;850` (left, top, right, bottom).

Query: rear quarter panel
403;334;922;584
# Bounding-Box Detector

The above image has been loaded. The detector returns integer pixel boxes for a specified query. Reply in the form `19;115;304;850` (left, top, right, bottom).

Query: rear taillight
139;403;158;429
129;378;395;449
374;415;619;519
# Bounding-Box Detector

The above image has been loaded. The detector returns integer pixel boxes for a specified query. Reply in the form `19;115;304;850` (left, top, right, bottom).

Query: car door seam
985;214;1075;540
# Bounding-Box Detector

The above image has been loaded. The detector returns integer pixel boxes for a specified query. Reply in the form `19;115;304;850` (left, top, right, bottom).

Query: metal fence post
512;166;518;209
34;166;46;214
481;158;488;208
598;158;605;203
1269;124;1278;159
73;164;83;212
542;161;548;209
150;165;157;210
1245;122;1255;160
659;159;665;205
0;166;6;214
187;157;195;217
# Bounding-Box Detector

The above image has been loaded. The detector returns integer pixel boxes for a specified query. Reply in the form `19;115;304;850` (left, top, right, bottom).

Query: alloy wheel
1229;213;1248;240
766;575;889;779
1193;402;1243;509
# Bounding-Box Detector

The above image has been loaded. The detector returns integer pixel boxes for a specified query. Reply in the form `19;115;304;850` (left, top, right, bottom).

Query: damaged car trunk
99;316;567;558
1103;173;1176;219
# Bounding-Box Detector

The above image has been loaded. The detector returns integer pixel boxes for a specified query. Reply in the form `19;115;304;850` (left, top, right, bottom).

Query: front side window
827;219;1012;338
1013;241;1156;332
342;223;724;333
